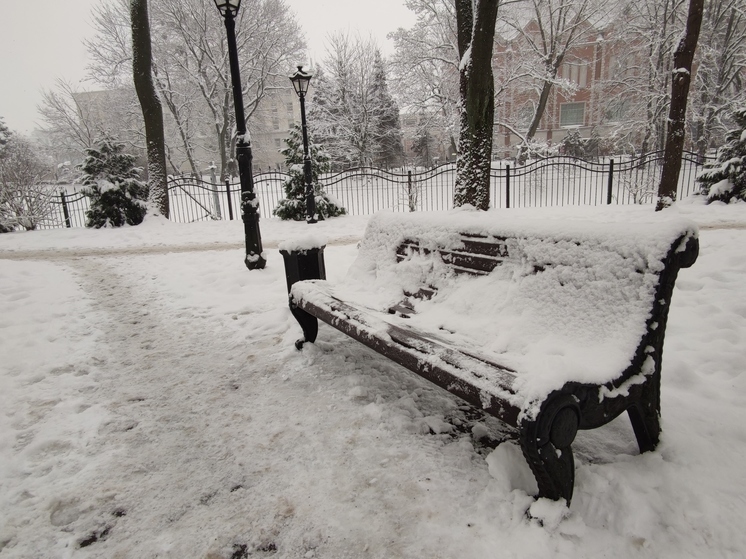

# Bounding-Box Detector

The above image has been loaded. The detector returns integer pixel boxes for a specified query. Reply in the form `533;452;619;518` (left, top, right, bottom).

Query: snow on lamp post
289;65;317;224
213;0;266;269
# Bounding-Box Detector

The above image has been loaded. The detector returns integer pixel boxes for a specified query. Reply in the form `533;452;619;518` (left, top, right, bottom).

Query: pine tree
80;135;148;228
371;52;404;168
273;124;345;221
696;105;746;203
412;121;435;167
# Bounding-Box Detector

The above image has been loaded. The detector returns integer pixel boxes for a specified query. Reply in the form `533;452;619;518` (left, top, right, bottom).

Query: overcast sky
0;0;415;135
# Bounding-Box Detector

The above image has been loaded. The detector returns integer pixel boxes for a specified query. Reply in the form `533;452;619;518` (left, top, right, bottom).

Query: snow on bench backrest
343;209;698;405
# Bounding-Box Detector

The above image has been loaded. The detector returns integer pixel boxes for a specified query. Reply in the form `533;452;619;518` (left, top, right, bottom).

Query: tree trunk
131;0;169;218
656;0;704;210
453;0;500;210
523;57;562;151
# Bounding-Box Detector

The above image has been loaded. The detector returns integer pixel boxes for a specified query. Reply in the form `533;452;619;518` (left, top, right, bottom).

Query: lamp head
289;65;313;97
213;0;241;17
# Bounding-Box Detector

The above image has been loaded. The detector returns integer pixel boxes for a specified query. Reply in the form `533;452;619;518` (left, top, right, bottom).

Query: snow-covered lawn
1;200;745;558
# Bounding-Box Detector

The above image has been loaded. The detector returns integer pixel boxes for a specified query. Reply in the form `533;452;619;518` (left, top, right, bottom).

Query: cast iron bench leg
289;299;318;350
519;394;580;504
627;382;661;453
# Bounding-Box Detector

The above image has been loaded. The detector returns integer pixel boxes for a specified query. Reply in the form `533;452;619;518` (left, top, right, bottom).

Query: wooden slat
297;294;522;425
397;236;512;276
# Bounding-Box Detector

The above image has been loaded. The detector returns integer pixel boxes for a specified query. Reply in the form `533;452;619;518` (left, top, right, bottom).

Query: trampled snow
1;199;745;558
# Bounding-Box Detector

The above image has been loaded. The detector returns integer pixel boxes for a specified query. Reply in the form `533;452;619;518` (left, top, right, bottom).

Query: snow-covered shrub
697;106;746;203
516;140;560;163
80;136;148;228
273;124;345;221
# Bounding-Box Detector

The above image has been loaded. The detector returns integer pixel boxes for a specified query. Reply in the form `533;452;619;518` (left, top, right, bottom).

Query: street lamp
289;65;317;224
214;0;266;269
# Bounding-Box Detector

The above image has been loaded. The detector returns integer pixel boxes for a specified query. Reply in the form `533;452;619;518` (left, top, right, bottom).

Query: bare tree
689;0;746;160
499;0;607;157
37;79;99;155
0;134;55;231
656;0;704;209
131;0;169;218
85;0;304;179
390;0;460;153
453;0;500;210
599;0;689;154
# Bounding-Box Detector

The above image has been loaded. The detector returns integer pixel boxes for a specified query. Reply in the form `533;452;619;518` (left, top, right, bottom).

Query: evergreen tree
371;52;404;168
80;135;148;227
412;122;434;167
308;37;404;170
560;130;585;158
273;124;345;221
306;65;347;169
696;105;746;203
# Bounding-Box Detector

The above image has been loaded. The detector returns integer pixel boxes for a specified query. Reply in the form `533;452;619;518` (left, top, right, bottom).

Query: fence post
505;164;511;209
606;158;614;205
225;178;234;220
60;190;72;228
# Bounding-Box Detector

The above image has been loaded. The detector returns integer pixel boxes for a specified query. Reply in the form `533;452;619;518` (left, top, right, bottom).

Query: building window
562;63;589;88
275;139;282;148
560;102;585;127
273;118;280;131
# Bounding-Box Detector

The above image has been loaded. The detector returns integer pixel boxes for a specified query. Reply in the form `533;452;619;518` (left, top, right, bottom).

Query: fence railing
34;150;713;229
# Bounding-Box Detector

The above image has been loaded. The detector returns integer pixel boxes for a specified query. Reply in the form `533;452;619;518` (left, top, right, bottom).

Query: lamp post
289;65;317;224
213;0;265;269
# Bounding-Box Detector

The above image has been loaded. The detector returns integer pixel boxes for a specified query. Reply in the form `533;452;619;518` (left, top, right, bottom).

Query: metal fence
33;150;713;229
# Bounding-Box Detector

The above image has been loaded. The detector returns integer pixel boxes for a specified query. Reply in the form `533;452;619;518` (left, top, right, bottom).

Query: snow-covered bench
286;210;699;504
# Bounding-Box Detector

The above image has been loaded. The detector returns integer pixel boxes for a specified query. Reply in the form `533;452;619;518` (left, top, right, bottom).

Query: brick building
492;20;622;158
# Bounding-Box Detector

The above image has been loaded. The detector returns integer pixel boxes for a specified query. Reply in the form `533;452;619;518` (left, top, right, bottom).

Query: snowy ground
1;199;745;559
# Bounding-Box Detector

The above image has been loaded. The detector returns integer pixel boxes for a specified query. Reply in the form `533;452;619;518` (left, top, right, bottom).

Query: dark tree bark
453;0;500;210
131;0;169;218
656;0;704;210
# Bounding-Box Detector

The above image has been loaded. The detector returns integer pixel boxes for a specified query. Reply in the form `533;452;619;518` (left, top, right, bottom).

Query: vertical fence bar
407;170;413;212
607;159;614;205
505;165;510;209
60;191;72;228
225;178;234;220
